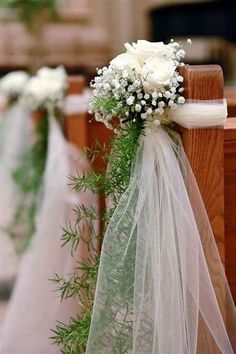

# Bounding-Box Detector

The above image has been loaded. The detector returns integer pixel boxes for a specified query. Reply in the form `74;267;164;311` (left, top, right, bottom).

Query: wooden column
180;65;225;262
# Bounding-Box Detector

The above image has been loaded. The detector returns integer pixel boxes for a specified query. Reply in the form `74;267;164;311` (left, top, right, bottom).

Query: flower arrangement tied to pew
52;39;186;353
0;67;68;252
53;38;236;354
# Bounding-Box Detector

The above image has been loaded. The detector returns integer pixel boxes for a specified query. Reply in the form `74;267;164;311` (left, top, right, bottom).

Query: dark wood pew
225;86;236;118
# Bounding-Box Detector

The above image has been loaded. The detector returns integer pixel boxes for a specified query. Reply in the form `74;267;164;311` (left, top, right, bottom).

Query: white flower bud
144;93;150;100
95;112;101;121
137;93;143;99
127;96;135;105
146;107;153;115
141;113;147;119
178;96;185;104
164;91;171;99
177;75;184;82
103;83;110;90
158;101;165;108
135;104;142;112
128;85;134;92
122;70;129;78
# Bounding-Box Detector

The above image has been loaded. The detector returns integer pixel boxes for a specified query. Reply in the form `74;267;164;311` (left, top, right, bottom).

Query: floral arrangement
89;40;186;131
53;40;187;354
5;66;68;252
0;71;29;99
22;66;68;111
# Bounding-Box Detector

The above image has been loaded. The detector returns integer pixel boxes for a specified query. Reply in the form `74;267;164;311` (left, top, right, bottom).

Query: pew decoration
0;69;97;354
0;71;33;255
54;40;235;354
0;71;29;103
2;67;68;252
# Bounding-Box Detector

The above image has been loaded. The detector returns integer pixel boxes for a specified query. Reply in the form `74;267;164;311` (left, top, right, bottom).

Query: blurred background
1;0;236;334
0;0;235;83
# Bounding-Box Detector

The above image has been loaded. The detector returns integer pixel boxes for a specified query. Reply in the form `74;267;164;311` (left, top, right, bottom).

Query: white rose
24;76;65;106
0;71;29;97
141;56;176;91
134;40;166;65
110;53;141;73
37;66;66;81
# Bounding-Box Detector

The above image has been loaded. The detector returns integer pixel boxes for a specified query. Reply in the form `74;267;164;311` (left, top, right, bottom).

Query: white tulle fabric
86;100;236;354
0;115;97;354
0;103;33;280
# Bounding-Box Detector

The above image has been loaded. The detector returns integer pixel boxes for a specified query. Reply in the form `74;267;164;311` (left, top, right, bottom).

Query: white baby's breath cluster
89;40;187;130
22;66;68;111
0;71;29;98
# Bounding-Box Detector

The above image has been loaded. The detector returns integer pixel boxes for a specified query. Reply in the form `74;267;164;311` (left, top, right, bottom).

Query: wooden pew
225;86;236;118
224;118;236;302
179;65;225;260
179;65;236;352
179;65;236;304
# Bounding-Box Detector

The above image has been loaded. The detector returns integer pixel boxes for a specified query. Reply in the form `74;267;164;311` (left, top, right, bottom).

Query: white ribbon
169;99;228;128
86;100;236;354
63;89;91;116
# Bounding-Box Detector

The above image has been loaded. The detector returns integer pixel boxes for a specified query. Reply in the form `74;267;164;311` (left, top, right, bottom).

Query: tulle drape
0;115;97;354
0;103;33;281
86;101;235;354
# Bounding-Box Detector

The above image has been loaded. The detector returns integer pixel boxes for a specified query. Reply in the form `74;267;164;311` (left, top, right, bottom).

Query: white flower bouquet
0;71;29;99
22;66;68;111
89;40;186;131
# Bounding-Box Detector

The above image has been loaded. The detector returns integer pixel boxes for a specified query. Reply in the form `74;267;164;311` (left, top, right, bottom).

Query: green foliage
4;113;49;252
52;119;144;353
0;0;58;28
51;314;91;354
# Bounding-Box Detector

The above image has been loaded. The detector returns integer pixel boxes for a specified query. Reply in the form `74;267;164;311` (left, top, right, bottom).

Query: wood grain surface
180;65;225;354
180;65;225;260
224;118;236;303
